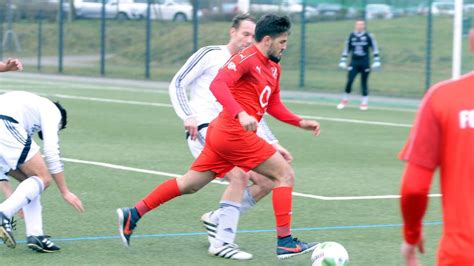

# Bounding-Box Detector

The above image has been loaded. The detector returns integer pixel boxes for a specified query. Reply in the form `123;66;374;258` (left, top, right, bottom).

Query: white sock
214;200;241;247
0;176;44;219
362;96;369;105
240;188;256;214
23;195;44;237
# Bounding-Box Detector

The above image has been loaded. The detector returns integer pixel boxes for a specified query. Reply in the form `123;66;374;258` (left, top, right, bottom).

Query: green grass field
0;73;442;265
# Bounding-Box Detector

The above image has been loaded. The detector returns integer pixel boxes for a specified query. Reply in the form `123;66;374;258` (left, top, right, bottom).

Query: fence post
192;0;199;53
299;0;306;89
0;6;3;61
425;0;433;91
145;0;151;79
37;10;43;72
58;0;64;73
100;0;106;76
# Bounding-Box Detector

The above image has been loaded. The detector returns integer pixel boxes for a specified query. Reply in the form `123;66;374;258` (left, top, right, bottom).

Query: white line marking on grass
48;93;411;128
53;94;173;107
300;115;412;128
285;99;417;112
63;157;441;200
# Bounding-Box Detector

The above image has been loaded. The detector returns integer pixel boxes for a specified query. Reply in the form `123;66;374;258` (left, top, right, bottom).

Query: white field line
0;77;417;112
285;99;417;112
63;157;441;201
31;92;410;128
0;77;168;94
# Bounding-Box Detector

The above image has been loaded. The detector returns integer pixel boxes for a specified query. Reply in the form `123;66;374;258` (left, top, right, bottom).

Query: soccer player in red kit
399;28;474;266
116;14;321;260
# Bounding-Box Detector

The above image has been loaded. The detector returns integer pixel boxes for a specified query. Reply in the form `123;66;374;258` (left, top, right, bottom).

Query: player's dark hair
54;101;68;130
255;14;291;42
231;13;256;29
38;101;67;140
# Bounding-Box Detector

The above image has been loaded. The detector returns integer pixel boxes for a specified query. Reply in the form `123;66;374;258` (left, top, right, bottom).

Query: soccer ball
311;241;349;266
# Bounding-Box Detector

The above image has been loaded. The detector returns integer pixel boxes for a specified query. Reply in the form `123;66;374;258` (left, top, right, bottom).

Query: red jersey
400;72;474;264
209;44;301;133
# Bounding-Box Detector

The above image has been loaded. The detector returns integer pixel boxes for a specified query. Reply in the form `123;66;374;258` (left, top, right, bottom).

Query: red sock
135;178;182;217
272;186;293;238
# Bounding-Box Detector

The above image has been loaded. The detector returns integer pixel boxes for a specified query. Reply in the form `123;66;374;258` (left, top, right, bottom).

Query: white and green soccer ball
311;241;349;266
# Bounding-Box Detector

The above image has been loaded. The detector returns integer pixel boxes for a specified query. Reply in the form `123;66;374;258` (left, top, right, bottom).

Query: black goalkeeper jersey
341;31;379;65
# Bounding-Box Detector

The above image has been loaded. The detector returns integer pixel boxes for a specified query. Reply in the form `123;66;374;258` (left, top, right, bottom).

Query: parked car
210;0;318;19
131;0;197;21
365;4;394;20
74;0;126;19
74;0;196;21
417;1;456;16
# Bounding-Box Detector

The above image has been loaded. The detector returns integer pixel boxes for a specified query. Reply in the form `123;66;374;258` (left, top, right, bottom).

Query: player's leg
203;167;254;260
338;65;358;109
252;152;318;260
117;169;216;247
0;122;48;249
360;65;371;110
7;169;60;253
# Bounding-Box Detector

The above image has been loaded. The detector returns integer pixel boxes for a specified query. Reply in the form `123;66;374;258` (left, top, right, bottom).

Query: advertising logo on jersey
271;67;278;79
259;86;272;109
227;62;237;72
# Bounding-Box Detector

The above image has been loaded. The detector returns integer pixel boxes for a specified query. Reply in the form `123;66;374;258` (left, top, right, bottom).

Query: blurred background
0;0;473;98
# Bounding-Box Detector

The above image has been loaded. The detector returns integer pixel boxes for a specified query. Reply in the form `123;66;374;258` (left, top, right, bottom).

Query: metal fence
0;0;473;98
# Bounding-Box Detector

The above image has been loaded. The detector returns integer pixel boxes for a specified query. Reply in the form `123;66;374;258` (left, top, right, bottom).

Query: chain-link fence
0;0;473;98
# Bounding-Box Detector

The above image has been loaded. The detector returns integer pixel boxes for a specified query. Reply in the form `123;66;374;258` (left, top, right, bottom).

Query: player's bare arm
299;119;321;136
0;58;23;72
52;172;85;212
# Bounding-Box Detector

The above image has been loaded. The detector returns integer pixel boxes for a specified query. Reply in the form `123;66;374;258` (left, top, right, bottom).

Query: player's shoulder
426;72;474;103
194;45;226;58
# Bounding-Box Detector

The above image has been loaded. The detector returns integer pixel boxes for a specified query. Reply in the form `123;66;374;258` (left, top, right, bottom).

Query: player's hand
184;117;198;141
273;143;293;163
238;111;258;132
338;61;347;70
401;239;424;266
4;58;23;72
299;119;320;136
371;61;381;69
62;191;85;213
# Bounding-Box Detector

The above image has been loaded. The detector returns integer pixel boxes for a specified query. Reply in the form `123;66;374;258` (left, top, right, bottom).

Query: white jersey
0;91;63;174
169;45;278;145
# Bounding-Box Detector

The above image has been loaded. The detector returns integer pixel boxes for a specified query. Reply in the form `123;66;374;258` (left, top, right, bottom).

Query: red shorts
191;123;276;178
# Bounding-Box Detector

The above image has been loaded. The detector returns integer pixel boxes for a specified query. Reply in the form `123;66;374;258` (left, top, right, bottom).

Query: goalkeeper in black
337;20;380;110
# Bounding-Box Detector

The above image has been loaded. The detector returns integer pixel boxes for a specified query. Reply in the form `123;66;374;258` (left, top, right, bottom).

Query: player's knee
36;174;52;188
227;175;248;189
279;167;295;186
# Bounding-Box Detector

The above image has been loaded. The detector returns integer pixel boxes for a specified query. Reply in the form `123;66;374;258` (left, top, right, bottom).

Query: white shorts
0;115;40;177
186;123;209;159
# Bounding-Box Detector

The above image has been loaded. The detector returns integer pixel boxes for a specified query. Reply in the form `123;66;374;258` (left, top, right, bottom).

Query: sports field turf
0;73;441;265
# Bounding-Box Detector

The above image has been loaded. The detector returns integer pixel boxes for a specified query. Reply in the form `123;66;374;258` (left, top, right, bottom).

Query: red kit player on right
399;28;474;266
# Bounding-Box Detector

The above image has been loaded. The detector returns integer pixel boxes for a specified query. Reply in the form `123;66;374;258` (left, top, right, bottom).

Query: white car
213;0;318;19
74;0;124;19
131;0;197;21
74;0;195;21
366;4;394;20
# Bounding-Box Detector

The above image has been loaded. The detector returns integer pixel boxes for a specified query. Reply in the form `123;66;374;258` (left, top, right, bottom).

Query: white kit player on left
0;91;84;253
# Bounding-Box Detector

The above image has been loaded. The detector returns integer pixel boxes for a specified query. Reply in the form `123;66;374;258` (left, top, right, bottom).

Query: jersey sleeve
256;117;278;144
266;82;301;127
40;102;64;175
400;162;435;244
169;47;212;121
399;90;441;170
340;33;352;60
368;33;380;59
209;54;247;118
